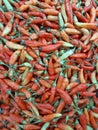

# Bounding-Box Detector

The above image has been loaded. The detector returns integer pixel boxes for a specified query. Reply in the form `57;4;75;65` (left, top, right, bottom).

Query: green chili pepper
60;48;75;60
58;13;65;30
3;0;13;11
41;122;50;130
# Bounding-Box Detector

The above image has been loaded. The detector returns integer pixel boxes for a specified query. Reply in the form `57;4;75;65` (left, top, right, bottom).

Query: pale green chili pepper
60;48;75;61
0;22;4;30
58;13;65;30
41;122;50;130
3;0;13;11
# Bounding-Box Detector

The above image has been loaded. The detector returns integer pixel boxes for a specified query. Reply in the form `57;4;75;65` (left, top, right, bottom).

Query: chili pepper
80;92;96;97
41;122;50;130
91;71;98;89
74;11;88;23
9;113;24;123
57;123;74;130
90;7;96;23
4;79;22;90
65;28;81;35
66;82;79;90
48;58;54;75
18;124;41;130
39;44;61;53
65;0;73;23
58;13;65;30
79;113;87;130
20;88;31;98
60;77;69;90
83;3;92;13
93;107;98;113
75;22;97;30
61;4;67;23
9;50;21;65
70;53;87;58
60;30;69;42
57;89;72;104
90;32;98;41
48;79;57;103
25;40;43;47
30;61;46;70
28;11;45;18
37;106;52;114
56;72;64;89
74;120;83;130
3;0;13;11
89;110;98;130
42;113;62;122
69;83;88;95
27;101;40;118
41;92;50;102
39;32;52;39
21;69;33;86
79;69;86;83
0;79;9;93
60;48;75;60
2;17;13;36
39;79;51;88
44;21;59;29
37;103;54;111
6;41;24;50
15;96;27;110
56;100;65;113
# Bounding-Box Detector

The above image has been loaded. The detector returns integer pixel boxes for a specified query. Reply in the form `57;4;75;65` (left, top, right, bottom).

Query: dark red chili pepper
70;83;88;95
57;89;72;104
74;11;88;22
40;44;61;53
79;113;87;130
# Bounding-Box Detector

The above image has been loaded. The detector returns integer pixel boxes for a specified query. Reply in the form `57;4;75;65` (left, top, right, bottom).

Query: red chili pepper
31;18;46;24
93;107;98;113
30;60;46;70
56;73;64;89
83;3;92;12
28;11;45;18
70;83;88;95
37;103;54;111
9;113;24;123
79;113;87;130
74;120;83;130
0;79;9;93
15;96;27;110
57;89;72;104
65;0;73;23
81;64;94;71
39;32;52;39
80;92;96;97
40;44;61;53
41;92;50;102
70;53;87;58
49;80;57;103
89;110;98;130
45;21;59;29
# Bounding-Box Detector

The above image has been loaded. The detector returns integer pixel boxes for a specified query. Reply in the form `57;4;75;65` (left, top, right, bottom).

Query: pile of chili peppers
0;0;98;130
